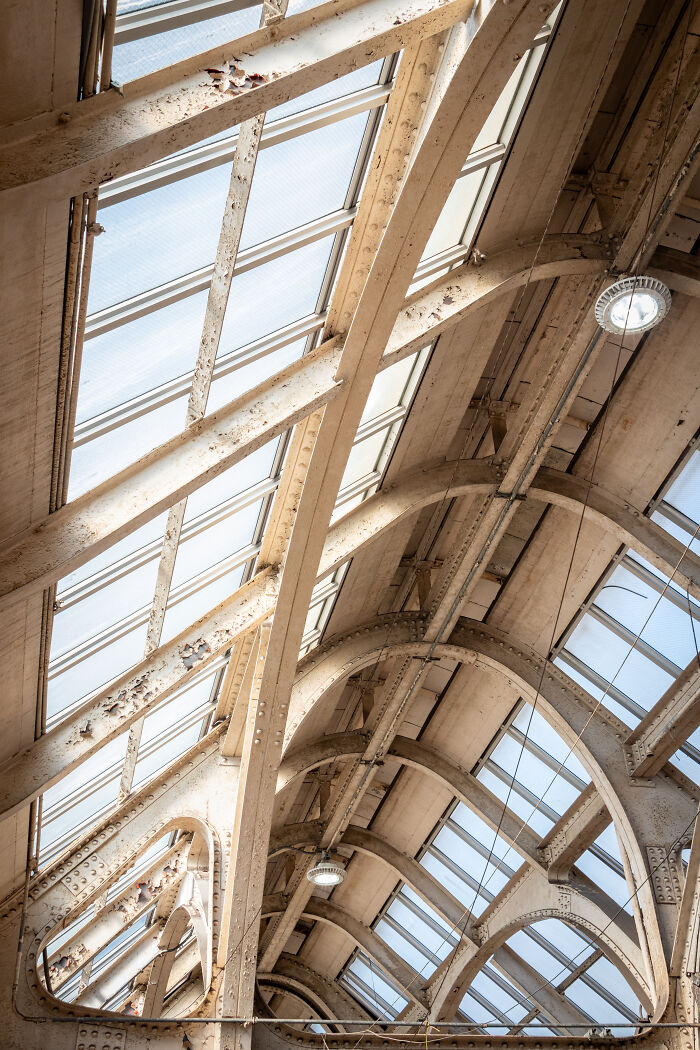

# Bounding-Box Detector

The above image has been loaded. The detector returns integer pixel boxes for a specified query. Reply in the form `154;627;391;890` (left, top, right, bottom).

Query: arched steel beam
269;822;467;930
276;734;542;866
0;235;607;610
261;894;427;1008
141;900;209;1017
266;824;602;1031
433;864;653;1020
273;738;642;984
266;953;371;1025
257;976;333;1028
317;460;700;602
281;614;699;1013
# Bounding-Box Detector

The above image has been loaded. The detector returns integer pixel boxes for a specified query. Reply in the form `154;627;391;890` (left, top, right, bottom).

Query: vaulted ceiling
0;0;699;1048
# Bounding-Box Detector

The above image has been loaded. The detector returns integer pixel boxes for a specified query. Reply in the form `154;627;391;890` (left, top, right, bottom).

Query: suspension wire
340;0;696;1031
446;2;698;1027
322;1;640;1039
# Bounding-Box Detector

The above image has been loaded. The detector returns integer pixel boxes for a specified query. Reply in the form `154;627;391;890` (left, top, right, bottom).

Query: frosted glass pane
565;979;627;1024
433;826;511;896
451;806;519;868
665;450;700;522
217;237;333;355
171;499;262;587
161;563;245;642
132;721;204;789
565;617;674;710
361;353;416;423
240;113;368;248
531;918;594;963
420;852;476;912
112;7;261;82
511;706;589;782
507;930;562;982
141;673;217;745
57;513;168;593
184;440;278;521
595;565;696;668
375;919;437;975
69;396;187;498
476;767;553;837
91;163;232;312
421;166;492;260
47;621;148;721
575;851;631;912
349;958;404;1011
269;61;384;121
79;291;207;422
471;969;527;1019
586;957;640;1012
341;430;387;489
489;741;579;816
208;341;304;415
400;886;451;932
555;656;639;728
51;557;159;658
386;898;451;957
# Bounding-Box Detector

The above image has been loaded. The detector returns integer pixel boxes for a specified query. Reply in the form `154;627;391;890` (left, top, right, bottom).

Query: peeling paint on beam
0;570;274;819
0;0;472;196
0;237;611;606
0;344;341;605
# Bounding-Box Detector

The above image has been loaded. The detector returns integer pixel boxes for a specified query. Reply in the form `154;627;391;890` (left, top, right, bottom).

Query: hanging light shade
594;275;671;335
306;852;346;887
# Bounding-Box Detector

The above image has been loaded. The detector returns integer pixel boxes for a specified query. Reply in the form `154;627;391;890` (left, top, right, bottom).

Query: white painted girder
0;236;609;608
0;0;473;196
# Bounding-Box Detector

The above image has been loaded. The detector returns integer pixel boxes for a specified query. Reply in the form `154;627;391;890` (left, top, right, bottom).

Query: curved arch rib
318;460;700;602
267;825;596;1032
141;900;209;1017
0;236;607;608
261;893;427;1008
281;614;698;1013
261;952;371;1026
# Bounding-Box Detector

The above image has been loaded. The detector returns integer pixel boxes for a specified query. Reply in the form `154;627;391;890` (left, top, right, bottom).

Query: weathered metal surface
626;659;700;778
0;0;474;196
261;892;428;1007
537;783;611;883
0;571;273;818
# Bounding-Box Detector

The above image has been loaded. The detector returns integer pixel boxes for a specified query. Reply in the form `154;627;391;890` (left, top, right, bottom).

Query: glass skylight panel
39;736;129;865
563;980;628;1030
565;616;675;711
477;765;554;837
112;6;262;83
585;956;641;1015
269;61;385;121
417;29;552;271
91;165;234;314
77;291;209;425
342;953;408;1019
239;114;369;248
450;804;522;872
470;967;529;1022
664;449;700;520
575;848;630;912
433;825;512;898
556;447;700;789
